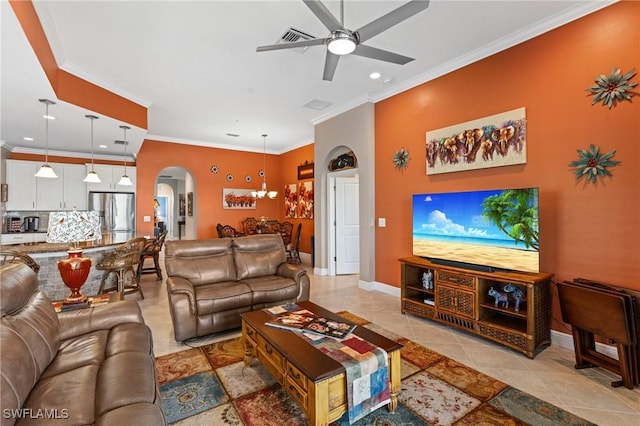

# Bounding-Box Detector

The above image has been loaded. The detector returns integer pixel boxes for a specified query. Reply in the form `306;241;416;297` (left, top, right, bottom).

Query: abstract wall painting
179;193;185;216
284;183;298;218
222;188;256;209
298;181;314;219
426;107;526;175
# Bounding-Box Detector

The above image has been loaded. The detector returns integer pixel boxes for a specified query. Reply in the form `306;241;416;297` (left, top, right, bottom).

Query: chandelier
251;134;277;199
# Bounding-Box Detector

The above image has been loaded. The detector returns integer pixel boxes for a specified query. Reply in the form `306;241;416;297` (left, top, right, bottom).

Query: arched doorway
325;147;360;276
155;166;195;240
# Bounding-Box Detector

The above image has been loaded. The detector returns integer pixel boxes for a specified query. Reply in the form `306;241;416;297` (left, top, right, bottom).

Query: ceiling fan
256;0;430;81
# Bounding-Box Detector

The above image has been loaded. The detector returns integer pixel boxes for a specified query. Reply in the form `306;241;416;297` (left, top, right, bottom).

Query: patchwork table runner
302;333;390;424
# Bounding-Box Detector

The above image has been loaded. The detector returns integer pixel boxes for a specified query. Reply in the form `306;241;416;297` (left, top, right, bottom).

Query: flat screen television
412;188;539;273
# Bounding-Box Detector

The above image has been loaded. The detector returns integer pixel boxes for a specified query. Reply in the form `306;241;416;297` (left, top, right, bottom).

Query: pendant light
251;134;277;199
83;114;101;183
117;125;133;186
34;99;58;178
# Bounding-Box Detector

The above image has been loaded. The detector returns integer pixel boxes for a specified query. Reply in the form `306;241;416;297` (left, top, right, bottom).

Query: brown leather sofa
165;234;310;341
0;263;165;425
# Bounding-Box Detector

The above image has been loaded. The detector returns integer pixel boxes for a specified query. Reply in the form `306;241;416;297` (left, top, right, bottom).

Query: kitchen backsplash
3;211;50;233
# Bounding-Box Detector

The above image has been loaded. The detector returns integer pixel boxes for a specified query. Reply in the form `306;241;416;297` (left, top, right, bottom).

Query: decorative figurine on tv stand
488;287;509;309
422;270;433;290
503;283;524;312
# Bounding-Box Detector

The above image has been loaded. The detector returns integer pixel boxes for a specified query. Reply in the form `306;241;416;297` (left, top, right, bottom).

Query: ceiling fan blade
257;38;327;52
303;0;344;32
356;0;430;43
323;51;340;81
352;44;414;65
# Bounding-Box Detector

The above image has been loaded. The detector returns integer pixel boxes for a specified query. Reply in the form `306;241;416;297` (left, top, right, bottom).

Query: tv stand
400;256;553;358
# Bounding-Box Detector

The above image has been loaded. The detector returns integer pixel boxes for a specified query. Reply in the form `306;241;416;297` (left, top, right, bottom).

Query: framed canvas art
284;183;298;218
187;192;193;216
426;107;526;175
298;181;313;219
223;188;256;209
179;193;185;216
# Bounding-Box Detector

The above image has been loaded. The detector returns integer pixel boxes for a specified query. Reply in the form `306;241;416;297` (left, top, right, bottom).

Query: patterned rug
156;312;596;425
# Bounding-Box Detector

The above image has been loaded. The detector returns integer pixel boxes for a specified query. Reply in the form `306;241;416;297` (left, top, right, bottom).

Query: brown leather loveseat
165;234;310;341
0;263;165;425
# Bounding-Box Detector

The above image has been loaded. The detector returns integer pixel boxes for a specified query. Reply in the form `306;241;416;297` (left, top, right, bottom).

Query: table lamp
47;211;101;304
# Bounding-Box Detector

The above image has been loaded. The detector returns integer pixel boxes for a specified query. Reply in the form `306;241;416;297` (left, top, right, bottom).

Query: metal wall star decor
568;144;620;184
586;67;637;108
393;147;410;172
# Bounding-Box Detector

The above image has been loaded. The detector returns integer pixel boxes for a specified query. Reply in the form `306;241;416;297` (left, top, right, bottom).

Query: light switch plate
143;215;151;222
378;218;386;227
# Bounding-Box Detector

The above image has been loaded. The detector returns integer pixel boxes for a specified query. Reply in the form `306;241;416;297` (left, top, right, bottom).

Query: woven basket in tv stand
400;256;553;359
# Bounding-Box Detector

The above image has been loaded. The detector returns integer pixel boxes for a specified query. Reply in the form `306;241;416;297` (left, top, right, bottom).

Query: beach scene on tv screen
413;188;539;273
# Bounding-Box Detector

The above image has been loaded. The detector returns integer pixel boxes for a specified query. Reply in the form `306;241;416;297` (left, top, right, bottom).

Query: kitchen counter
1;232;138;301
1;232;136;254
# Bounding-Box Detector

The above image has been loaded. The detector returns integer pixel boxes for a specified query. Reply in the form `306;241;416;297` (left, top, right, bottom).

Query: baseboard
353;280;620;360
551;330;619;360
358;280;401;297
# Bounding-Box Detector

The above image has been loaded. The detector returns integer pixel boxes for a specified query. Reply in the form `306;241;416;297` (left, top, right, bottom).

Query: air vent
114;140;129;145
277;27;316;54
226;133;240;138
303;99;333;110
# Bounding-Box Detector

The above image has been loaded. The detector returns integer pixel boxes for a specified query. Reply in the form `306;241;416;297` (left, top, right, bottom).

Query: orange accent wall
135;140;300;239
10;0;147;129
278;144;315;254
375;1;639;331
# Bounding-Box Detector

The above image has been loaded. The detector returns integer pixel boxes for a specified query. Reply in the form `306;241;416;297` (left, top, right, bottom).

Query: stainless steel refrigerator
88;192;135;242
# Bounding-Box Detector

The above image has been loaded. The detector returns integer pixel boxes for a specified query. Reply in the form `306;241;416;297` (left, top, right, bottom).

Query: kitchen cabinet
5;160;37;210
85;164;136;192
0;232;47;245
36;165;64;210
5;160;87;210
61;164;87;210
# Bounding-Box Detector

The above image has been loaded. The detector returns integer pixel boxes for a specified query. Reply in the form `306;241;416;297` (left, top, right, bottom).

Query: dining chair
97;237;146;299
286;223;302;265
137;230;168;281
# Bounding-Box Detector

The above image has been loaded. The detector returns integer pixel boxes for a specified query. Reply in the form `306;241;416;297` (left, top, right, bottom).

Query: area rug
156;312;595;426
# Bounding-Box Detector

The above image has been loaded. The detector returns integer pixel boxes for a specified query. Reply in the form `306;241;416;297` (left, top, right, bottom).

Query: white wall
314;103;375;282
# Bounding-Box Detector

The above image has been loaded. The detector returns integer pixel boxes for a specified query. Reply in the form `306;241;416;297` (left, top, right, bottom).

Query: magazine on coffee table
265;308;356;340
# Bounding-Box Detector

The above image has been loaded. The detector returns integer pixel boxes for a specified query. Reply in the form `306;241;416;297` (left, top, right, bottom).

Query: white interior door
335;176;360;275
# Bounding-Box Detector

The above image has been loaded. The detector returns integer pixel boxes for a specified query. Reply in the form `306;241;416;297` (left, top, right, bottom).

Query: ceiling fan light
35;164;57;178
328;35;356;55
267;191;278;199
83;170;101;183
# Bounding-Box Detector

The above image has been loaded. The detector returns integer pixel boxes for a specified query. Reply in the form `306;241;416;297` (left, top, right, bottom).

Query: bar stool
137;230;167;281
96;237;146;299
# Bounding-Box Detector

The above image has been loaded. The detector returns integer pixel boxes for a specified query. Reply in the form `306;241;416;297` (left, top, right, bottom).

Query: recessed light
98;144;108;149
383;78;393;84
369;72;381;79
23;137;34;141
42;115;55;120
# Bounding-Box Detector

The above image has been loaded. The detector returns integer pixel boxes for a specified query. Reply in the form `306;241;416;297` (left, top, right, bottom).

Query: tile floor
135;260;639;426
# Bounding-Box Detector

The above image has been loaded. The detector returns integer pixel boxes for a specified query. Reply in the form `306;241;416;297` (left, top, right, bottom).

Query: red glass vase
58;249;91;304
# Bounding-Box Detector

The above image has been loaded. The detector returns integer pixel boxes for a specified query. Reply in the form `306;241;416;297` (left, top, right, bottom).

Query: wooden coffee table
240;301;402;425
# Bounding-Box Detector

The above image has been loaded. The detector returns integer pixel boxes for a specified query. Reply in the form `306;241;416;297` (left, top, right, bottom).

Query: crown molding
370;0;617;104
8;146;133;162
